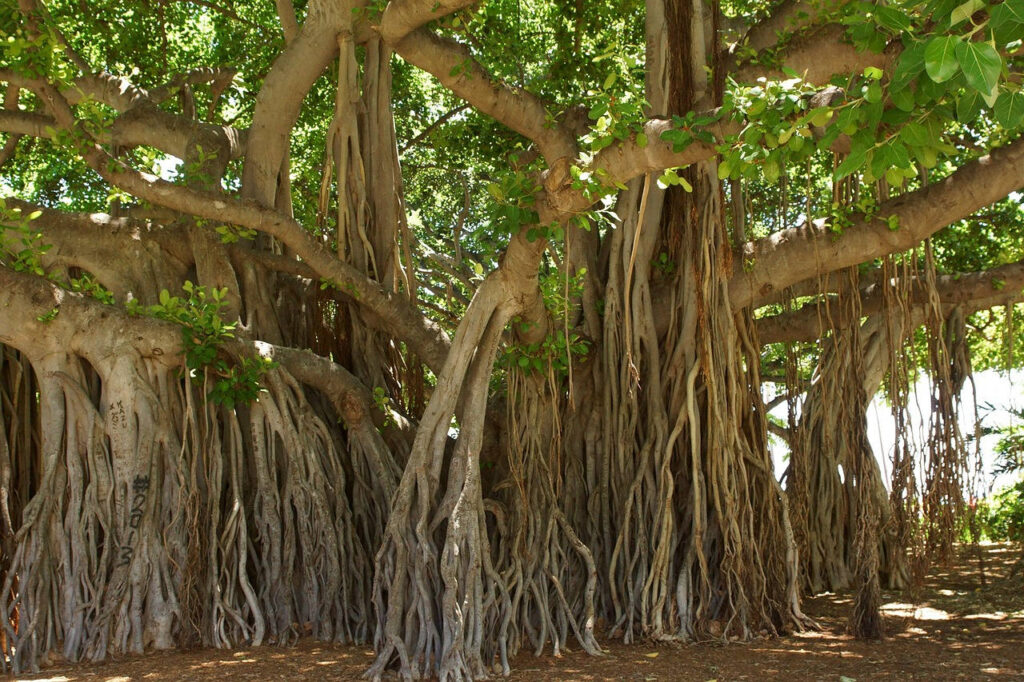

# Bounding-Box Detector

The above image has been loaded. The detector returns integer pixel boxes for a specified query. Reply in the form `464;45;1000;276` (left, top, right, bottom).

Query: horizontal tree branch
757;260;1024;344
544;116;736;216
0;109;51;138
0;264;180;367
740;0;850;53
734;24;895;86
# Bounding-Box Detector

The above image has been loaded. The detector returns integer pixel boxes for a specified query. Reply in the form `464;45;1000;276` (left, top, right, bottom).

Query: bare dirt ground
11;543;1024;681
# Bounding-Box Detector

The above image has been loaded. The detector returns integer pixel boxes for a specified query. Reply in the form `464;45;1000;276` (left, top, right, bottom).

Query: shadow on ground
14;544;1024;681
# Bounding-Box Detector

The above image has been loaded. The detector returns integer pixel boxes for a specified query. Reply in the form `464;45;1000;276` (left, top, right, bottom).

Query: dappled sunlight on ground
12;544;1024;681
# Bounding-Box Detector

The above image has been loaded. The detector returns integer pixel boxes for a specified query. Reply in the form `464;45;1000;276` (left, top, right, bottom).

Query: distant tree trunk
789;312;910;596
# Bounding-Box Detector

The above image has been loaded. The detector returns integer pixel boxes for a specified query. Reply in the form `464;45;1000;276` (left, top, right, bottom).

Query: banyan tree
2;0;1024;677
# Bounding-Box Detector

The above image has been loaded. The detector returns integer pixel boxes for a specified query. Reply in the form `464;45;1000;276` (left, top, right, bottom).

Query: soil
10;543;1024;681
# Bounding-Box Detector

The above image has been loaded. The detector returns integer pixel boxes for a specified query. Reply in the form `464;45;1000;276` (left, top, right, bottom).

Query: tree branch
730;136;1024;309
0;72;247;161
545;116;736;217
16;67;450;370
0;83;21;168
757;260;1024;344
91;150;452;372
275;0;300;43
734;25;895;86
0;109;52;138
400;103;469;152
0;264;391;433
740;0;850;53
241;0;349;204
146;67;238;105
379;0;477;45
393;29;577;163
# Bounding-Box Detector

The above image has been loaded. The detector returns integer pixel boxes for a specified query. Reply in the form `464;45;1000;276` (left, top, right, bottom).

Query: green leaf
874;6;913;32
888;141;911;169
892;42;926;88
994;90;1024;128
982;84;1001;107
899;121;931;148
863;66;884;80
865;81;883;104
1006;0;1024;20
956;90;983;122
949;0;984;26
636;132;648;148
955;41;1002;95
993;0;1024;24
891;86;916;112
834;147;867;180
924;36;962;83
869;147;890;180
809;108;833;127
914;144;938;168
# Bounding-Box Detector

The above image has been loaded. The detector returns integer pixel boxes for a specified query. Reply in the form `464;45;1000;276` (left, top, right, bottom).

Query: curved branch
544;116;735;216
241;0;349;204
90;151;452;372
110;101;246;162
730;136;1024;309
0;73;247;161
393;29;577;163
275;0;300;42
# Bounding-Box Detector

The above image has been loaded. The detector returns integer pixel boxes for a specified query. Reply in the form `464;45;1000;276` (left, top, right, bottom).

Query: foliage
500;266;590;379
977;478;1024;542
0;199;49;275
130;281;275;407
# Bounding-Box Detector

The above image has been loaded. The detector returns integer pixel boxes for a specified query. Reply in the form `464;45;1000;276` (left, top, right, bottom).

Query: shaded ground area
12;544;1024;681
